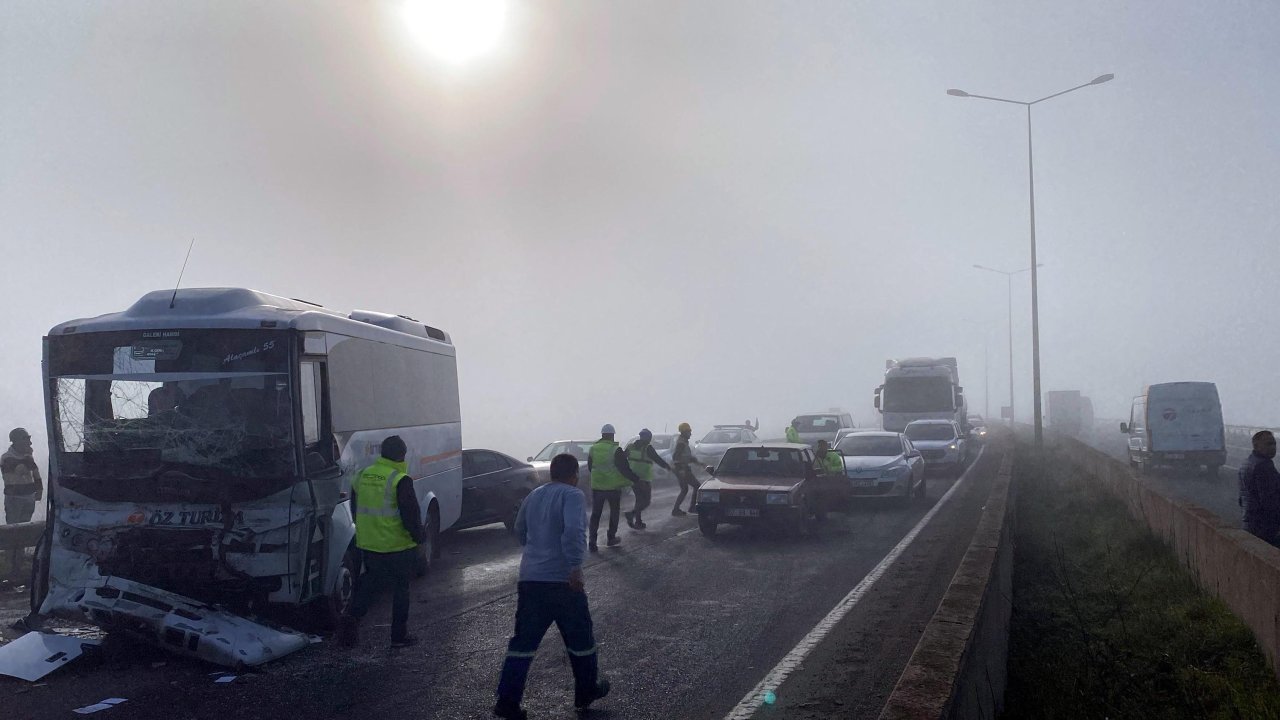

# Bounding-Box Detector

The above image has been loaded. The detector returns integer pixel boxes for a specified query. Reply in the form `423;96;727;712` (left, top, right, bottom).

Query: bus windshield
882;376;955;412
48;329;297;481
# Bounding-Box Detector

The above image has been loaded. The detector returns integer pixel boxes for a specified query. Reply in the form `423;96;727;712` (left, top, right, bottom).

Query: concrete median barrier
1055;434;1280;679
879;452;1013;720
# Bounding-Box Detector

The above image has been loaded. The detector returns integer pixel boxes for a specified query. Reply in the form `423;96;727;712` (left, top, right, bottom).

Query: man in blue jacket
494;453;610;719
1239;430;1280;546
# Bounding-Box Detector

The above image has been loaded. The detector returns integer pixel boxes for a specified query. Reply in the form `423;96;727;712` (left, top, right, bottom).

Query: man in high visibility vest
814;439;843;476
785;422;802;444
623;428;672;530
587;424;640;552
339;435;426;648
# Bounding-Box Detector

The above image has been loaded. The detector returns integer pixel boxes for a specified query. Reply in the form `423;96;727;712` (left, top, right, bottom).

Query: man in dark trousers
2;428;43;524
587;424;640;551
670;422;700;516
1240;430;1280;546
340;435;426;648
494;453;610;720
623;428;672;530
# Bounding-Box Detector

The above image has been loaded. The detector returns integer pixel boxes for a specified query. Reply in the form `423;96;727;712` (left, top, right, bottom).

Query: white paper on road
0;631;101;682
72;698;127;714
214;674;237;683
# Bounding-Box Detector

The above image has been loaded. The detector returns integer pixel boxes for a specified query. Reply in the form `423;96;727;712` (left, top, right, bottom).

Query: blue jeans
496;581;598;708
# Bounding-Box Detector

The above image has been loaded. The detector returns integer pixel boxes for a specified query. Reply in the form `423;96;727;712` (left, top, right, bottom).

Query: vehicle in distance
695;444;821;538
875;357;968;434
904;419;967;474
790;411;855;447
967;414;988;440
693;425;759;468
1120;382;1225;475
456;449;539;532
1046;390;1090;437
527;440;593;483
833;431;926;501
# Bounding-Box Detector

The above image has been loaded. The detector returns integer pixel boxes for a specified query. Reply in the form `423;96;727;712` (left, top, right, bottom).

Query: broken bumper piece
57;578;310;668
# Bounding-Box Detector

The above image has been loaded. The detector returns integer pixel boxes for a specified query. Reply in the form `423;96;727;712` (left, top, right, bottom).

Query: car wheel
698;514;718;538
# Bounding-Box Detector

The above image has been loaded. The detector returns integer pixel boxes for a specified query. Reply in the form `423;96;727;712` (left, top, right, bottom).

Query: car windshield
650;435;675;451
700;430;744;444
882;376;955;412
836;436;903;456
534;442;591;462
717;447;806;477
905;424;957;442
793;415;840;432
47;329;295;480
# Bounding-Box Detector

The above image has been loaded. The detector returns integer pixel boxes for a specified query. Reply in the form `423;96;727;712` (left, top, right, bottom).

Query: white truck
874;357;968;434
33;288;463;665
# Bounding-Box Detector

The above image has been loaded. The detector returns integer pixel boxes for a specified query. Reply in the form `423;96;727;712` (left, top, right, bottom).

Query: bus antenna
169;239;195;309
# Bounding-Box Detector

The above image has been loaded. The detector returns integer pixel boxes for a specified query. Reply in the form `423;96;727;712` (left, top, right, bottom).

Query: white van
1120;382;1225;475
34;288;462;663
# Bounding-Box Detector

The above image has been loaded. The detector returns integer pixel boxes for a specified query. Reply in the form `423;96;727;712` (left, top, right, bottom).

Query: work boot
671;508;687;517
337;616;359;648
575;677;611;711
493;702;528;720
389;630;419;648
606;536;621;547
635;520;647;530
623;511;637;529
589;542;599;553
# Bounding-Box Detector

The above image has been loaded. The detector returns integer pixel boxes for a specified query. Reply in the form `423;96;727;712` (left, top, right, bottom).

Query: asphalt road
2;444;1004;720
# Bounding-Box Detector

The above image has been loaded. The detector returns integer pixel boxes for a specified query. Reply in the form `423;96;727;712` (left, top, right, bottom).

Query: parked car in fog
693;425;759;468
903;420;967;474
695;443;821;538
527;440;594;484
833;431;926;501
456;450;540;532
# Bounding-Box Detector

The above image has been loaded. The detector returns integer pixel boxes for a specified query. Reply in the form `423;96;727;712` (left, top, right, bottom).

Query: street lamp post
948;74;1114;445
973;264;1040;425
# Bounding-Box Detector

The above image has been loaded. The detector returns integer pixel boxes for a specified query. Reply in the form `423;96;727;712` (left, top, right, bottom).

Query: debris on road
0;631;101;682
71;697;127;714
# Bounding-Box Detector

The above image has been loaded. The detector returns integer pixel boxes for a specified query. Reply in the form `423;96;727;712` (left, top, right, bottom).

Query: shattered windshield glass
49;329;296;480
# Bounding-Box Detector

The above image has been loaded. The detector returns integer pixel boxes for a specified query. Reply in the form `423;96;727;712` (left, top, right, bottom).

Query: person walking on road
588;424;639;551
670;422;701;516
623;428;672;530
1239;430;1280;546
2;428;43;525
785;421;801;444
340;435;426;648
494;453;610;720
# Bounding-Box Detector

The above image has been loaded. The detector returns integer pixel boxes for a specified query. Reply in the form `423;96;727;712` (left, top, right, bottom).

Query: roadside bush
1003;444;1280;719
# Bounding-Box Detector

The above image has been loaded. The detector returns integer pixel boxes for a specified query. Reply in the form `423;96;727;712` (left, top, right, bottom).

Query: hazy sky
3;1;1278;463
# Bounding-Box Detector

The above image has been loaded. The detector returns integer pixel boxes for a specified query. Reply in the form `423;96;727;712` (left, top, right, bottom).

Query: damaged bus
32;288;462;665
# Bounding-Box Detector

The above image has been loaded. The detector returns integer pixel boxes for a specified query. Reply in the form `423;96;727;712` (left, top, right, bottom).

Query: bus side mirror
527;456;533;462
1120;423;1129;434
705;466;716;476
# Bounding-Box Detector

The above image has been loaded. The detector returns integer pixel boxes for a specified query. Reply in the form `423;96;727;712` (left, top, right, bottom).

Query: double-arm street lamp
948;73;1115;445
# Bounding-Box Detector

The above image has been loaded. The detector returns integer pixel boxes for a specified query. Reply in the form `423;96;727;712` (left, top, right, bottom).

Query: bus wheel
415;506;440;577
316;547;358;631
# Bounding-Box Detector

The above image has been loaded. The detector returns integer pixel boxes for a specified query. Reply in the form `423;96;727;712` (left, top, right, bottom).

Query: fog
3;0;1278;473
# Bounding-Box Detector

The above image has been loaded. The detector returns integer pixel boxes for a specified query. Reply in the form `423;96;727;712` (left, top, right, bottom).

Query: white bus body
36;288;461;650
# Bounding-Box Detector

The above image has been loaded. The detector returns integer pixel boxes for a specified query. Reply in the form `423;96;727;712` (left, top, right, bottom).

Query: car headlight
885;465;911;478
948;443;958;450
766;492;791;505
699;490;720;504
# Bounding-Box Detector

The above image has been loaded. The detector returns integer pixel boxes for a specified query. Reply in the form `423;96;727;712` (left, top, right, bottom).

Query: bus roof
47;287;453;352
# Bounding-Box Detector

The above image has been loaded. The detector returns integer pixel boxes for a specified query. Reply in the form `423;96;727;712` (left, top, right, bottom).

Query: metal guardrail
0;520;45;582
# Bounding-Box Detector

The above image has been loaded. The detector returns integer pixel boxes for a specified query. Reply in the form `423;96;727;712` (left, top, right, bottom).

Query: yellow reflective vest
354;457;417;553
626;441;654;483
590;440;629;490
785;426;801;443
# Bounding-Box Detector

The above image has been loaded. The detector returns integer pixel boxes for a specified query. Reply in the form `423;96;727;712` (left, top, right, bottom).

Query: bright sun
401;0;509;65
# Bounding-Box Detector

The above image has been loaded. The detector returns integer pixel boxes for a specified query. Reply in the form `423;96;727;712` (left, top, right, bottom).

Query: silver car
693;426;759;468
903;420;967;474
527;439;594;483
833;431;926;501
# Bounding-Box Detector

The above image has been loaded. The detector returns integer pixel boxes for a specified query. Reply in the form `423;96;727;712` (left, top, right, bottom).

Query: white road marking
677;528;698;537
722;444;991;720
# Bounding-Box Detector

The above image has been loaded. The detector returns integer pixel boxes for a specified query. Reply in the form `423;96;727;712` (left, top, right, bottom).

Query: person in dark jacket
2;428;43;524
340;435;427;648
1239;430;1280;546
